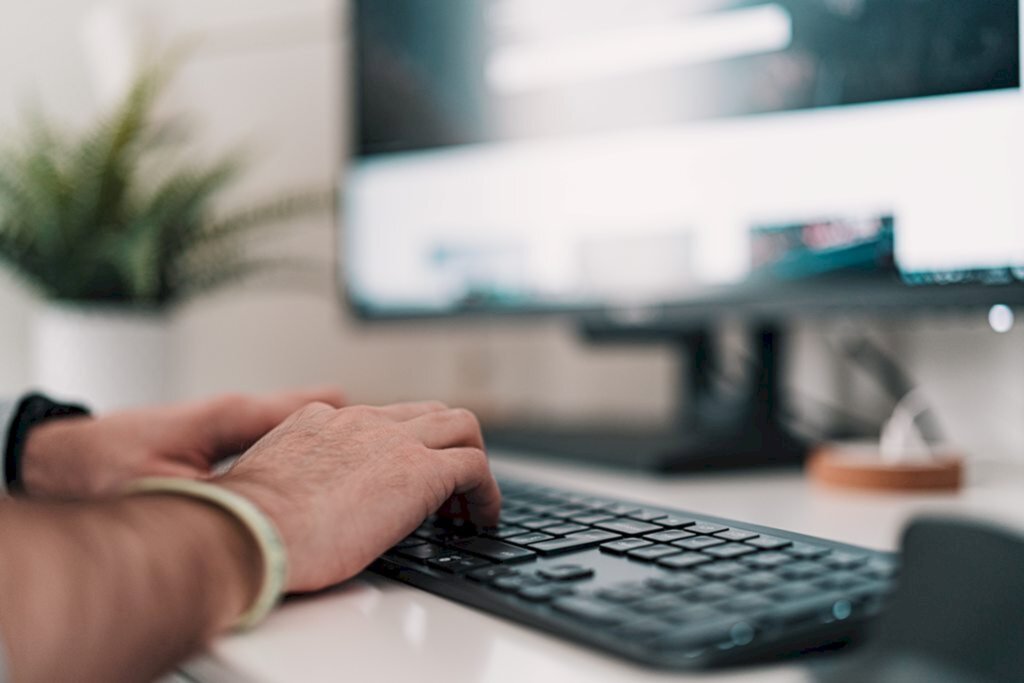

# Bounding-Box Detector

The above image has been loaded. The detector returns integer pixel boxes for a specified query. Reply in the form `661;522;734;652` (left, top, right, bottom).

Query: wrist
5;393;91;496
21;416;94;497
124;492;264;633
124;478;286;630
190;499;265;632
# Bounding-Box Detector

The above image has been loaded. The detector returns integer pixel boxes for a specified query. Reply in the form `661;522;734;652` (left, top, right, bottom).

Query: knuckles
431;407;483;440
337;404;377;420
448;407;481;431
462;447;489;473
295;401;338;420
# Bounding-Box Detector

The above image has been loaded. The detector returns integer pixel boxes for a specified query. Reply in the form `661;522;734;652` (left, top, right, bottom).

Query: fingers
438;447;502;527
402;408;485;450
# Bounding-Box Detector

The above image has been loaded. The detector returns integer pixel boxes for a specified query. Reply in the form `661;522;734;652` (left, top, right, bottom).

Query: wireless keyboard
372;478;897;670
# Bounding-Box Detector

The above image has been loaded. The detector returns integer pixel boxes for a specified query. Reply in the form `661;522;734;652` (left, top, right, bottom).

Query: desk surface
183;453;1024;683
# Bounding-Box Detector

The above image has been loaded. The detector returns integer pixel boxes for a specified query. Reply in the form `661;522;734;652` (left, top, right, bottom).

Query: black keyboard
371;479;897;670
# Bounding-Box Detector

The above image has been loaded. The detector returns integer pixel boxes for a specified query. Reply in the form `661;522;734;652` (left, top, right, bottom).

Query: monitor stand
483;325;807;473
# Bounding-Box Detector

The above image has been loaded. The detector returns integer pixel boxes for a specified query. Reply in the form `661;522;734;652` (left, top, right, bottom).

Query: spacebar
448;537;537;562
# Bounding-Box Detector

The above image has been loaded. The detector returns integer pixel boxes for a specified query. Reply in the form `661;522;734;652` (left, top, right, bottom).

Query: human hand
21;387;346;499
219;401;501;593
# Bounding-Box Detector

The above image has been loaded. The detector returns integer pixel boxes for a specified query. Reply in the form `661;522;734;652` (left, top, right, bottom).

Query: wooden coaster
807;443;964;492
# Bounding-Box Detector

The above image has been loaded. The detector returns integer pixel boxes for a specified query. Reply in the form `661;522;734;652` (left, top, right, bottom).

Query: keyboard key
500;512;534;525
518;584;574;603
778;561;828;580
860;557;899;579
520;518;561;530
688;522;728;535
768;581;820;602
604;504;642;516
595;519;663;536
703;542;758;559
786;543;831;560
632;594;687;614
492;574;545;592
644;529;694;543
658;552;712;570
546;506;585;520
715;529;759;542
449;537;538;563
522;503;560;516
600;538;652;555
543;523;588;536
413;526;462;544
684;582;736;603
467;566;518;583
394;537;427;549
397;543;451;562
627;509;667;522
742;552;794;569
552;597;631;625
719;594;775;614
505;532;555;546
651;516;696;529
428;554;490;573
824;552;868;570
815;572;869;591
746;535;792;550
531;530;621;555
733;571;783;590
483;525;529;540
627;545;681;562
646;574;702;592
570;513;615;525
538;564;595;581
672;536;725;551
597;583;653;603
694;561;748;581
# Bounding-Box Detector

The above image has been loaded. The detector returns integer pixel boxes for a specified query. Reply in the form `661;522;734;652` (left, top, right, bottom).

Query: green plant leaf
0;55;327;311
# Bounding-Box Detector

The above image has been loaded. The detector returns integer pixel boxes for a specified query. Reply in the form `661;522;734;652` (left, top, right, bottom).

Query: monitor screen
343;0;1024;318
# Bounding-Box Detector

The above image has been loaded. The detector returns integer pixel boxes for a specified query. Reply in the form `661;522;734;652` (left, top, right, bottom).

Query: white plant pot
31;304;171;413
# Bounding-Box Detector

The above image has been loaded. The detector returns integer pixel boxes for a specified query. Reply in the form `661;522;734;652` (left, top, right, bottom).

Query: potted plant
0;61;324;410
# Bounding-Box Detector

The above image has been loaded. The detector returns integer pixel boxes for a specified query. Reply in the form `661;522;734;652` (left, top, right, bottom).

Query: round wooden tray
807;443;964;492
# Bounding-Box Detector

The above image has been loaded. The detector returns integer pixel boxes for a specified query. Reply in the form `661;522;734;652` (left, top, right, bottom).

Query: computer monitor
341;0;1024;470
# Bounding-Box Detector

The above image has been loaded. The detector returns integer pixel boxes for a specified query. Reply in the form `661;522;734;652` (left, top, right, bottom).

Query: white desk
182;453;1024;683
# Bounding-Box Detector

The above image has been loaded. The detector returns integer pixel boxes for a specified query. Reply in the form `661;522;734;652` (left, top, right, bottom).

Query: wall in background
0;0;1021;463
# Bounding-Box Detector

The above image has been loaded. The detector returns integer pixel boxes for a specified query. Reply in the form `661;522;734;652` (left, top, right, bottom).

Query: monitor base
485;324;808;474
484;422;806;473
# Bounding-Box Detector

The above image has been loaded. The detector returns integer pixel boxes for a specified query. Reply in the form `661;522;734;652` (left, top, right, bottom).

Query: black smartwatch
4;393;90;494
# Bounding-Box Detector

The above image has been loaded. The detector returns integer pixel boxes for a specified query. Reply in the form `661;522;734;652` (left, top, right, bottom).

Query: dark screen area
354;0;1020;156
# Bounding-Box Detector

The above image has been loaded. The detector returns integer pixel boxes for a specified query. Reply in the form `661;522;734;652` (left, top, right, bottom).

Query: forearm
0;496;260;683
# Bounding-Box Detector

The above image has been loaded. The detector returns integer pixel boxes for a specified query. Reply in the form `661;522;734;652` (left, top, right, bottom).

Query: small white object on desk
809;389;964;492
